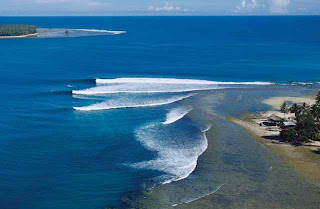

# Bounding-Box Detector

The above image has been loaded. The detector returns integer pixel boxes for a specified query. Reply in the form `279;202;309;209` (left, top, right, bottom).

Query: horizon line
1;14;320;17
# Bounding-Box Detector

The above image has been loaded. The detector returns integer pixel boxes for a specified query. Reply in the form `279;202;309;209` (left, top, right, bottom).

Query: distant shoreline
0;33;38;39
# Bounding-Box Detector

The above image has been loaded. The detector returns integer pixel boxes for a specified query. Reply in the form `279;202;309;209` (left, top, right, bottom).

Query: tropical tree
290;103;300;114
311;104;320;122
316;90;320;105
0;24;37;36
295;110;318;143
280;102;289;114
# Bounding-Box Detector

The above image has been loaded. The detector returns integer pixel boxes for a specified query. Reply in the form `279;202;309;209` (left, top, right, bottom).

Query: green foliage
280;128;297;143
316;91;320;105
311;104;320;122
280;102;289;114
290;103;300;114
295;110;318;143
0;24;37;36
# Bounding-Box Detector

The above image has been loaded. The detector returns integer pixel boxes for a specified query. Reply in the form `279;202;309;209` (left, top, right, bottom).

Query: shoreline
229;95;320;182
0;33;38;39
262;96;315;110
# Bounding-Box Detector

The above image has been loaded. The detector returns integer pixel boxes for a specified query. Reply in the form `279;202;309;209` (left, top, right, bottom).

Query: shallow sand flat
0;33;38;39
262;96;315;109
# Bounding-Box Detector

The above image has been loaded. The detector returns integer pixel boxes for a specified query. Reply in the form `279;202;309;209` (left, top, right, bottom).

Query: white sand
0;33;38;39
262;96;315;110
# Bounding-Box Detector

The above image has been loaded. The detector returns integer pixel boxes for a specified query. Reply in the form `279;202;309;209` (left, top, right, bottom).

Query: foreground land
229;95;320;182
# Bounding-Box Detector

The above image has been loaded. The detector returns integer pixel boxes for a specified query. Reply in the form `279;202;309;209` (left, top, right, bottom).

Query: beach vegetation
290;103;300;114
280;102;289;114
295;110;318;143
316;91;320;105
280;128;297;143
311;104;320;122
280;91;320;143
0;24;37;36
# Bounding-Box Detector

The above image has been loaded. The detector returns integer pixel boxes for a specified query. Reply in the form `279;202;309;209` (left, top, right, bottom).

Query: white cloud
148;2;190;12
234;0;291;14
297;7;307;12
234;0;266;13
88;1;109;7
270;0;290;13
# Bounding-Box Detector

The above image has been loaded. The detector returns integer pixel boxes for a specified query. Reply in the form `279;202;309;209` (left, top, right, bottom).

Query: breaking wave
132;123;210;185
72;77;273;96
72;85;221;95
163;107;193;125
72;29;126;35
37;28;126;38
73;93;196;111
96;77;273;85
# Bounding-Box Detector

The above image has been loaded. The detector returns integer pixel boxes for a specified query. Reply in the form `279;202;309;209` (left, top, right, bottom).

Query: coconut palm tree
290;103;299;114
280;102;289;114
316;91;320;105
311;104;320;122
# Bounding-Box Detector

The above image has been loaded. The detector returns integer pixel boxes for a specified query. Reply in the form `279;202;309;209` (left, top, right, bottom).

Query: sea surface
0;16;320;209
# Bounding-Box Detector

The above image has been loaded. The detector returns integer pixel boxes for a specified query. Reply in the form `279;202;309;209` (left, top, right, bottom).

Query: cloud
270;0;290;13
148;2;190;12
234;0;266;13
234;0;291;14
87;1;109;7
297;7;307;12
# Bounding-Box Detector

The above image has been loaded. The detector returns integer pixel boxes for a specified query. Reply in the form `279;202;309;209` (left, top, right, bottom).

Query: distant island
0;24;38;39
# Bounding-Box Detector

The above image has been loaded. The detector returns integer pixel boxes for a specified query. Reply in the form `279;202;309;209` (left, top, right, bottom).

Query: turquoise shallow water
0;16;320;208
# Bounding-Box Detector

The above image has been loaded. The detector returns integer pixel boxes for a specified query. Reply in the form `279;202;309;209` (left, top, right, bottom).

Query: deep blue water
0;16;320;209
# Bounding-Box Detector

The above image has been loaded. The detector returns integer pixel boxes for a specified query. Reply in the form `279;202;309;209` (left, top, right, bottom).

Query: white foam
96;77;273;85
163;107;193;125
72;85;221;95
72;29;126;35
73;93;196;111
132;123;210;184
290;82;314;86
73;77;272;96
172;178;228;207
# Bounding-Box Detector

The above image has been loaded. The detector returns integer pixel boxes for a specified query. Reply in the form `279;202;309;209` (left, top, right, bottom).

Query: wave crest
72;29;126;35
73;93;196;111
132;123;210;184
163;107;193;125
96;77;273;85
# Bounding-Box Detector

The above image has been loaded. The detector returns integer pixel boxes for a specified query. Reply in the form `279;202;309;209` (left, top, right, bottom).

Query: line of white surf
96;78;273;85
162;107;193;125
132;123;211;186
172;177;229;207
73;93;196;111
72;87;222;95
72;29;126;35
160;125;211;185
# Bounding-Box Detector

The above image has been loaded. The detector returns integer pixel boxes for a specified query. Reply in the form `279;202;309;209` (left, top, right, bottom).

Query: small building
262;114;283;126
281;121;296;129
268;114;282;122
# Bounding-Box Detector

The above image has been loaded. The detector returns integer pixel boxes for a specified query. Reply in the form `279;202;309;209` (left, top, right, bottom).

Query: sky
0;0;319;16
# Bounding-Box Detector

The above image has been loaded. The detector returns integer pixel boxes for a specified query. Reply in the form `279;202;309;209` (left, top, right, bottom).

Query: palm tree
311;104;320;122
280;102;288;113
290;103;299;114
316;91;320;105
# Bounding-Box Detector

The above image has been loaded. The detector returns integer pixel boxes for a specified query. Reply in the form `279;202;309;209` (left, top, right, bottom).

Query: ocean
0;16;320;209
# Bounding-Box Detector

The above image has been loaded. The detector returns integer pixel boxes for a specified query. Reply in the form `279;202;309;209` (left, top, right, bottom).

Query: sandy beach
230;95;320;182
262;96;315;109
0;33;38;39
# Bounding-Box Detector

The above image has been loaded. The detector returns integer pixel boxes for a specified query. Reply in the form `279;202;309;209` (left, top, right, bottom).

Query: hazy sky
0;0;319;16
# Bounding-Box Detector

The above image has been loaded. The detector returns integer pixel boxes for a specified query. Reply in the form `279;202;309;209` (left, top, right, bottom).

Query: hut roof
268;114;282;122
283;121;296;127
